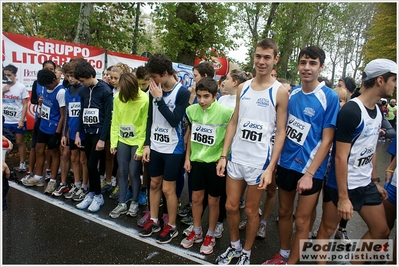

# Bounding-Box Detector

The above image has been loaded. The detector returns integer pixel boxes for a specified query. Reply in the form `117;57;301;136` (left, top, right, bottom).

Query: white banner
2;32;106;90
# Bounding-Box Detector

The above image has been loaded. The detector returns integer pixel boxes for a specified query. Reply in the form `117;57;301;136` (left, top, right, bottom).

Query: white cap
362;59;397;81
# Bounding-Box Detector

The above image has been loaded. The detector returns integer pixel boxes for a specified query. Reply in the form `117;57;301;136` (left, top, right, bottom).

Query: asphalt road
2;140;396;265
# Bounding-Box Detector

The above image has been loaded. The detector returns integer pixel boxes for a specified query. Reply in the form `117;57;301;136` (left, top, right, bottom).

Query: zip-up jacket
78;80;113;141
111;90;149;156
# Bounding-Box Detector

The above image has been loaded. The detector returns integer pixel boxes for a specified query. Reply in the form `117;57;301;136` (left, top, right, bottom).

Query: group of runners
2;37;397;265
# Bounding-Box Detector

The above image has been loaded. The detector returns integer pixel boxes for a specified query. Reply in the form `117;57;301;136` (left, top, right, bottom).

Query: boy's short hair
318;76;332;88
3;64;18;74
37;69;56;86
135;66;149;80
193;62;215;78
255;38;279;57
298;46;326;66
196;77;218;96
74;61;96;79
145;54;174;76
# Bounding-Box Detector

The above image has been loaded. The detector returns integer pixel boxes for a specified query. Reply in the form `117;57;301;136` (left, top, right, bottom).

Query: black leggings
85;134;105;195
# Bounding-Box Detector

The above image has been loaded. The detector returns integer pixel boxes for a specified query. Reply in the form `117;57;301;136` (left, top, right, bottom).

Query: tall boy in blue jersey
316;59;396;264
264;46;340;265
22;69;66;194
215;38;289;265
74;60;113;212
140;54;190;244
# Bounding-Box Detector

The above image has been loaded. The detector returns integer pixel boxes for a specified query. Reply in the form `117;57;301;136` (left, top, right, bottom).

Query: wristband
372;177;380;183
306;170;314;177
219;156;227;160
386;169;395;173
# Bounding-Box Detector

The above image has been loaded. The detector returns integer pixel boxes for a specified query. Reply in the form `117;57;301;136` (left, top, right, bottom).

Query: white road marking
9;182;211;265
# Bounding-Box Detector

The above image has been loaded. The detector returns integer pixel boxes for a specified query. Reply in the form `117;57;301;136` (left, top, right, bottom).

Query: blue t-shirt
278;82;340;179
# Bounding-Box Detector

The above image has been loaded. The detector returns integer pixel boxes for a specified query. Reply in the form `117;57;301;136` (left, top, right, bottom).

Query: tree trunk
74;3;94;44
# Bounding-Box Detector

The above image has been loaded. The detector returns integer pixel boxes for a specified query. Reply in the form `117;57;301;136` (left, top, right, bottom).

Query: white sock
34;175;43;181
280;249;290;259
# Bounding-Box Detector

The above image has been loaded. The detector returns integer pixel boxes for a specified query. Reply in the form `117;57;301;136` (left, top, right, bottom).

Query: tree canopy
2;2;395;86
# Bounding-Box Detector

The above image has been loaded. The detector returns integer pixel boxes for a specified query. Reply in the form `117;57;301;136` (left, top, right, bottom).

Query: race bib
119;124;136;138
286;114;311;146
41;104;51;120
152;125;172;143
83;108;99;125
353;146;374;168
238;118;268;143
3;104;17;117
68;102;81;117
191;122;216;146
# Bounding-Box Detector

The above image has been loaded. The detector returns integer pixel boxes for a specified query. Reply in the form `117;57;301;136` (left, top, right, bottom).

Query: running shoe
139;219;161;237
127;201;139;217
215;222;224;239
215;246;242;265
200;235;216;255
19;162;27;172
262;253;287;265
180;230;203;249
101;181;113;193
257;222;267;239
44;181;57;194
111;176;117;187
335;228;351;245
109;186;119;200
239;218;247;230
23;177;45;187
45;170;51;181
183;224;194;237
109;203;127;218
72;187;89;202
20;173;32;183
52;183;69;197
156;224;178;244
137;210;150;227
125;188;132;203
177;203;192;217
64;184;80;199
236;253;250;265
239;197;245;209
162;213;169;226
76;194;93;209
181;214;193;225
311;229;318;239
88;194;104;212
138;189;147;206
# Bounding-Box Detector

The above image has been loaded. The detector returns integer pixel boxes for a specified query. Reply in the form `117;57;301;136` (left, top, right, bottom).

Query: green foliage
362;3;397;63
152;2;235;64
2;2;150;55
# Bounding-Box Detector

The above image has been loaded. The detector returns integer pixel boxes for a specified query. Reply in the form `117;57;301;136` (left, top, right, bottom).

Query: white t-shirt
218;95;236;110
2;82;30;124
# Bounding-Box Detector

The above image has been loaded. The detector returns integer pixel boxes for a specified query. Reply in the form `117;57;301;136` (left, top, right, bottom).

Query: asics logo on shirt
360;147;374;157
195;125;213;133
155;126;169;133
243;121;263;130
288;118;305;130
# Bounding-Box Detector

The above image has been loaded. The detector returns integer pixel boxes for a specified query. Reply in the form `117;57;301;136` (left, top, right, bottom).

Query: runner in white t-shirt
2;64;29;172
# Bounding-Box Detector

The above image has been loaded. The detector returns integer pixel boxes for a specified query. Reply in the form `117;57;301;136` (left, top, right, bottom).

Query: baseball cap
362;59;397;81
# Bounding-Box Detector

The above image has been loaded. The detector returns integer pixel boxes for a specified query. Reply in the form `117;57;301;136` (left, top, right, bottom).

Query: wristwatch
155;96;163;102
